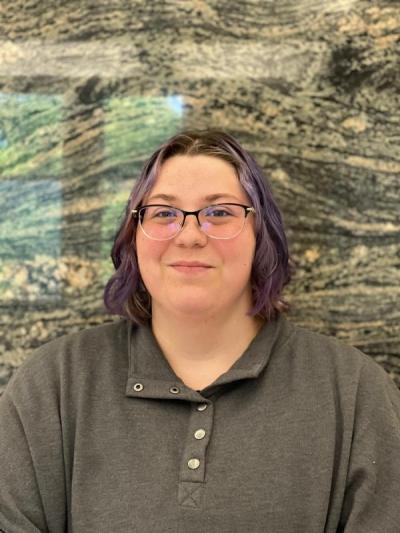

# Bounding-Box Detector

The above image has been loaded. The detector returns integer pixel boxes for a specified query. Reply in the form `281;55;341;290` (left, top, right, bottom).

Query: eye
155;210;176;218
150;207;179;218
204;206;233;217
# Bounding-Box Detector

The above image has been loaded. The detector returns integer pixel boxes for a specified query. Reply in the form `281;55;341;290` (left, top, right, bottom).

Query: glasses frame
131;203;256;241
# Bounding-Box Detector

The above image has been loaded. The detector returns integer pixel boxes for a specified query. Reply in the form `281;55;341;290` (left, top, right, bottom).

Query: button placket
178;401;214;485
127;377;209;401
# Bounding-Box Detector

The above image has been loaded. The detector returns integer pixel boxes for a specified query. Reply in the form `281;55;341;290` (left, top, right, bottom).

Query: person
0;129;399;533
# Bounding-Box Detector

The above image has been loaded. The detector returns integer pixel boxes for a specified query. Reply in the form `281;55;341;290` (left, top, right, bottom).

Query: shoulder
4;318;135;399
273;317;400;426
27;317;130;367
289;320;365;364
282;316;395;392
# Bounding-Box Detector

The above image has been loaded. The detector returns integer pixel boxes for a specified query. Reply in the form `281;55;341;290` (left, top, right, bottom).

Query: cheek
136;235;167;271
215;235;256;273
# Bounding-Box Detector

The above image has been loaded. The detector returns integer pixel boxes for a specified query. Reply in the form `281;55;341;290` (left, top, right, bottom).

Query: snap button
187;458;200;470
197;403;208;411
194;429;206;440
169;386;180;394
133;383;144;391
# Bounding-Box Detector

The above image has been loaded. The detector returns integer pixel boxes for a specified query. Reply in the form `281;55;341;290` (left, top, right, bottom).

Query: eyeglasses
131;203;255;240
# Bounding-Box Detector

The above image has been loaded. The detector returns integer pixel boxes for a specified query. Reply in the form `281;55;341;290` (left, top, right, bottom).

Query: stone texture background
0;0;399;394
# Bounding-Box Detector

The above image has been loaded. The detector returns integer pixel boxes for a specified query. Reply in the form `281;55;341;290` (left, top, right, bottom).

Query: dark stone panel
0;0;399;392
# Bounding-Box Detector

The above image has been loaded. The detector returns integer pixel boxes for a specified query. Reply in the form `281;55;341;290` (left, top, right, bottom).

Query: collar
125;313;294;402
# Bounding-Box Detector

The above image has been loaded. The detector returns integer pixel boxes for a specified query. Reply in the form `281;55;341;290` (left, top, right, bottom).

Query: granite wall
0;0;399;394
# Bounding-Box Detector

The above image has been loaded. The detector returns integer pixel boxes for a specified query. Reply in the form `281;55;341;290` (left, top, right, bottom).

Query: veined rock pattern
0;1;399;392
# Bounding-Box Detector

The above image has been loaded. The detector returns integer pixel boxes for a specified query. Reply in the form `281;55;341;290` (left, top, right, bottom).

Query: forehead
146;154;249;203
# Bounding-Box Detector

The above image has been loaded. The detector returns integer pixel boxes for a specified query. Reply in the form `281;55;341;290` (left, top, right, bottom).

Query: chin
155;292;218;317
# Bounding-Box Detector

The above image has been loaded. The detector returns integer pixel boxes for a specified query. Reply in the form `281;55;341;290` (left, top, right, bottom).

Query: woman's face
136;154;257;320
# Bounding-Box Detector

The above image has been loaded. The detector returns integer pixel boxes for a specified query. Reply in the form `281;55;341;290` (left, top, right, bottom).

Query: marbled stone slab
0;0;399;393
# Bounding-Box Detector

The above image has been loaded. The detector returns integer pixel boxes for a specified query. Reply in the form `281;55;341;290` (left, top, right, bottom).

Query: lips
170;261;213;268
169;261;214;274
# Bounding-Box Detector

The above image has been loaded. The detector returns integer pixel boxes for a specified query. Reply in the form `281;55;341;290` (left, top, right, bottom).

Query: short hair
103;129;294;324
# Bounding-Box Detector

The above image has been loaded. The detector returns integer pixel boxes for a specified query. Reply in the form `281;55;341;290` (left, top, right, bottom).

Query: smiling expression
135;154;257;319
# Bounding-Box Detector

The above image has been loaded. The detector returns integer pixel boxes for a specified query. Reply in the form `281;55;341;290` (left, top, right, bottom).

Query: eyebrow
146;193;241;203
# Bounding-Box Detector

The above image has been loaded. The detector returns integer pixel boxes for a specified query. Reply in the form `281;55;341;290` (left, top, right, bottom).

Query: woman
1;129;399;532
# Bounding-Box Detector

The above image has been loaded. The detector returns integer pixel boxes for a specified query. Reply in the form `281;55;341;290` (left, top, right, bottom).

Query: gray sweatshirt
1;313;399;532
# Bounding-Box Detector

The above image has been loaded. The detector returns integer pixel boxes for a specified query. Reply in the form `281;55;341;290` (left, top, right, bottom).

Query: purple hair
104;129;294;324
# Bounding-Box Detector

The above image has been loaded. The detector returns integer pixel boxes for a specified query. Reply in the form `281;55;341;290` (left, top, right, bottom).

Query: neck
150;306;265;389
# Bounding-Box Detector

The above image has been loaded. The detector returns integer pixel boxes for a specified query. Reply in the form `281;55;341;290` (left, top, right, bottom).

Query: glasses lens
140;206;182;240
199;204;245;239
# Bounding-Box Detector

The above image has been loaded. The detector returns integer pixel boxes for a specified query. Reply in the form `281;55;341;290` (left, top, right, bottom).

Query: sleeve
0;356;67;533
339;356;400;532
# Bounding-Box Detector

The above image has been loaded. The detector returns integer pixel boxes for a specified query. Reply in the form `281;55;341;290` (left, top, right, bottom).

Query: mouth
170;262;213;268
169;262;214;273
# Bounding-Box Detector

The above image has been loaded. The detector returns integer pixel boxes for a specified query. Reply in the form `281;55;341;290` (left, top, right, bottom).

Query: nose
173;213;207;246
